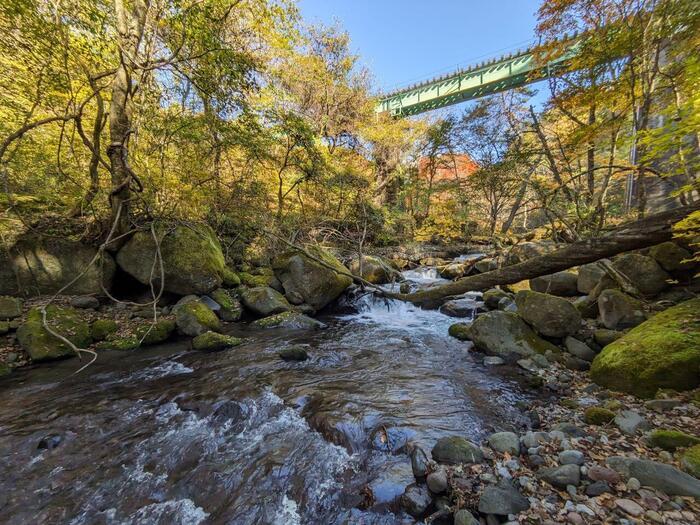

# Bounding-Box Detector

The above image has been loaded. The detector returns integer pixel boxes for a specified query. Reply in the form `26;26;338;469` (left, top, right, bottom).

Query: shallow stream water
0;260;533;524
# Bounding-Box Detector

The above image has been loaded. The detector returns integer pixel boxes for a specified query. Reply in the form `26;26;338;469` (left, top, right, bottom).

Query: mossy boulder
96;336;140;351
192;331;243;351
17;306;91;361
221;267;241;287
448;323;471;341
0;321;9;335
648;430;700;451
598;289;646;330
210;288;242;322
577;262;607;294
612;253;670;297
116;224;225;296
238;272;279;289
134;319;176;345
173;297;221;336
590;298;700;398
0;236;115;297
0;363;11;377
593;328;623;347
584;407;616;425
272;246;353;311
529;271;579;297
515;290;581;338
0;296;23;319
649;242;694;274
240;286;291;317
482;289;511;310
90;319;119;341
681;445;700;478
349;255;400;284
251;311;325;330
279;346;309;361
432;436;484;465
468;310;561;362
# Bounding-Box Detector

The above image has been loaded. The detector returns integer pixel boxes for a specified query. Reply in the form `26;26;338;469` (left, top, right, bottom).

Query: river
0;260;534;524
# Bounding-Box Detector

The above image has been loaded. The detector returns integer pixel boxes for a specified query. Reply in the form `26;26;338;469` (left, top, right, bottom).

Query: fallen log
391;204;699;308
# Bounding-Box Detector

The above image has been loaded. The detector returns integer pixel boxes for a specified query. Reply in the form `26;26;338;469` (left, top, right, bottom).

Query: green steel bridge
376;35;583;117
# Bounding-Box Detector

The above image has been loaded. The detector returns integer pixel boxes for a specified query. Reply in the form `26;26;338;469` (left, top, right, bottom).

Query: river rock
648;429;700;451
117;224;225;295
539;464;581;488
209;289;242;322
273;247;352;311
448;323;471;341
426;468;448;493
606;456;700;497
349;255;399;284
252;311;326;330
615;499;644;517
564;336;596;362
483;356;505;366
478;480;530;515
16;306;91;361
192;331;243;351
529;271;579;297
134;319;176;345
588;465;621;484
577;262;607;294
69;295;100;309
614;410;649;435
649;242;694;274
400;483;432;517
173;297;221;336
680;445;700;478
440;297;480;318
598;289;646;330
0;236;116;296
468;311;560;362
410;445;430;479
559;450;585;466
454;509;480;525
585;480;611;496
279;346;309;361
488;432;520;455
432;436;483;464
240;286;292;317
612;253;670;297
483;288;511;310
593;328;622;347
515;291;581;338
475;258;499;273
591;298;700;397
440;262;467;279
0;296;22;319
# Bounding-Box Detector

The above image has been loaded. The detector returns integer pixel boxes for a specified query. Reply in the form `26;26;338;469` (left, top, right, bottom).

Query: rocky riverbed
0;230;698;524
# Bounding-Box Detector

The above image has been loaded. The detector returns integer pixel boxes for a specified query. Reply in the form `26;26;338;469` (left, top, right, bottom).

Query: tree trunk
391;203;699;307
107;0;148;237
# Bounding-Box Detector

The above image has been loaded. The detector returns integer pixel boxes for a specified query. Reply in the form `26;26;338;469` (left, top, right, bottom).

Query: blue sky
298;0;544;94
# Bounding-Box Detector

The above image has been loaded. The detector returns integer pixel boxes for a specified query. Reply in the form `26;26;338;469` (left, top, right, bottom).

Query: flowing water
0;261;533;525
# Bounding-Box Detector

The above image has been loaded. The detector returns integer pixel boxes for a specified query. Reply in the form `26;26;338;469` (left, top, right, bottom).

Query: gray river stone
478;480;530;515
606;456;700;497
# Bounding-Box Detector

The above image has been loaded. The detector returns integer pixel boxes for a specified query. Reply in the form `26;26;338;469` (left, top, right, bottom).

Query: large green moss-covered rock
468;310;561;362
0;237;115;297
90;319;118;341
590;299;700;398
240;286;292;317
17;306;91;361
349;255;399;284
192;331;243;351
681;445;700;478
273;246;353;310
134;319;176;345
649;430;700;451
210;289;242;322
116;224;225;295
515;290;581;338
95;336;140;351
173;297;221;336
251;311;325;330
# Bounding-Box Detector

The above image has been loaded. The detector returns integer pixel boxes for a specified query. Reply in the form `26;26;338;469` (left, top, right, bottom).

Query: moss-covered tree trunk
392;204;699;308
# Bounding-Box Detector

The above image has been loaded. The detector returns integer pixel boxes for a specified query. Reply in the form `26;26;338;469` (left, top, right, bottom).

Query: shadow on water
0;264;536;524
